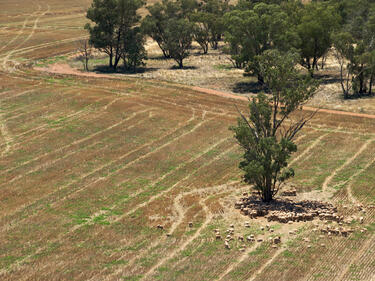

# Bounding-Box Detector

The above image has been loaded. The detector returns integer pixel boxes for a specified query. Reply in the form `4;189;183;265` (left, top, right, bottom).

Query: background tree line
85;0;375;95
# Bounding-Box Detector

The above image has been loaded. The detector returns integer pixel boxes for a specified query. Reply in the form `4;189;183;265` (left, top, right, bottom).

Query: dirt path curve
216;242;261;281
34;64;375;120
0;4;42;54
346;155;375;204
322;138;374;191
140;199;213;281
247;247;285;281
2;5;51;71
289;133;328;166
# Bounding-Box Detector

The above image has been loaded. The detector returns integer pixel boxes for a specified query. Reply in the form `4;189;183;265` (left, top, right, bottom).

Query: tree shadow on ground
314;73;341;85
315;73;375;100
170;65;198;70
93;65;159;74
239;195;339;224
148;55;169;61
343;92;375;100
232;81;264;94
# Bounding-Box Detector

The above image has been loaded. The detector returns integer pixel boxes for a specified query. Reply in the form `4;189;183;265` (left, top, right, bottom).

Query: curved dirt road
35;63;375;120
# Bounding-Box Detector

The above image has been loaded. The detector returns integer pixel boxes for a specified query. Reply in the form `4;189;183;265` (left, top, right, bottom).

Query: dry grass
0;1;375;280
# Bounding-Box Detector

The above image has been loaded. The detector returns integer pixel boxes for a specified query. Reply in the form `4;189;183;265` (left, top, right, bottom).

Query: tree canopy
224;3;292;81
231;50;317;202
85;0;145;71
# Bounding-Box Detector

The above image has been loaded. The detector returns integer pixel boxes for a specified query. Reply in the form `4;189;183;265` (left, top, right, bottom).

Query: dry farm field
0;1;375;280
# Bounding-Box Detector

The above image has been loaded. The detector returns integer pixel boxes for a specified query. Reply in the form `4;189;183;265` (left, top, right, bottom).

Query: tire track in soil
289;133;329;167
91;179;241;280
83;137;232;233
116;137;231;225
0;95;117;161
346;157;375;205
329;144;375;205
0;108;197;236
140;185;255;281
1;112;224;275
1;88;85;122
140;199;213;281
2;5;51;71
34;64;375;121
247;247;285;281
0;88;38;101
105;152;238;280
104;131;312;280
0;111;197;274
0;85;83;121
0;4;42;54
321;138;374;192
296;140;375;280
168;174;239;235
0;36;88;58
71;137;232;238
213;134;316;281
216;243;263;281
0;91;89;145
0;96;146;166
0;113;12;157
5;110;152;185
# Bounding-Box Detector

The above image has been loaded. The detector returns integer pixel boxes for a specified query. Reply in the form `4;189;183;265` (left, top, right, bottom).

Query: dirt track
35;63;375;120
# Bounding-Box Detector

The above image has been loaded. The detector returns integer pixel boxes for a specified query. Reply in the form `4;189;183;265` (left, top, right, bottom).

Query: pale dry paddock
0;1;375;280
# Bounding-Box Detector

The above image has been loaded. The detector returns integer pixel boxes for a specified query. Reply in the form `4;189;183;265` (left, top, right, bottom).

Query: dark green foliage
141;0;188;59
223;3;292;81
142;0;228;58
199;0;230;50
293;1;340;75
142;0;195;68
332;0;375;98
122;27;147;72
231;50;317;202
191;12;211;54
85;0;145;71
85;0;118;68
164;18;195;68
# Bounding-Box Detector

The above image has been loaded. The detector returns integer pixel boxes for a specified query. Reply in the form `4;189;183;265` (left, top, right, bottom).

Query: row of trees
85;0;375;97
224;1;340;83
85;0;229;70
224;0;375;98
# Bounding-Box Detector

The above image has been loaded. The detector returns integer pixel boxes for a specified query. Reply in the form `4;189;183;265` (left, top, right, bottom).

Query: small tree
224;3;292;82
295;2;340;76
333;32;354;99
191;12;210;54
76;39;93;71
85;0;118;68
164;18;194;68
85;0;145;71
201;0;229;49
231;50;317;202
122;27;147;72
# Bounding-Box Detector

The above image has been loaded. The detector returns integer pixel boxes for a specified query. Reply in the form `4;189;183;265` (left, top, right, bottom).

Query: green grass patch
104;259;128;268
